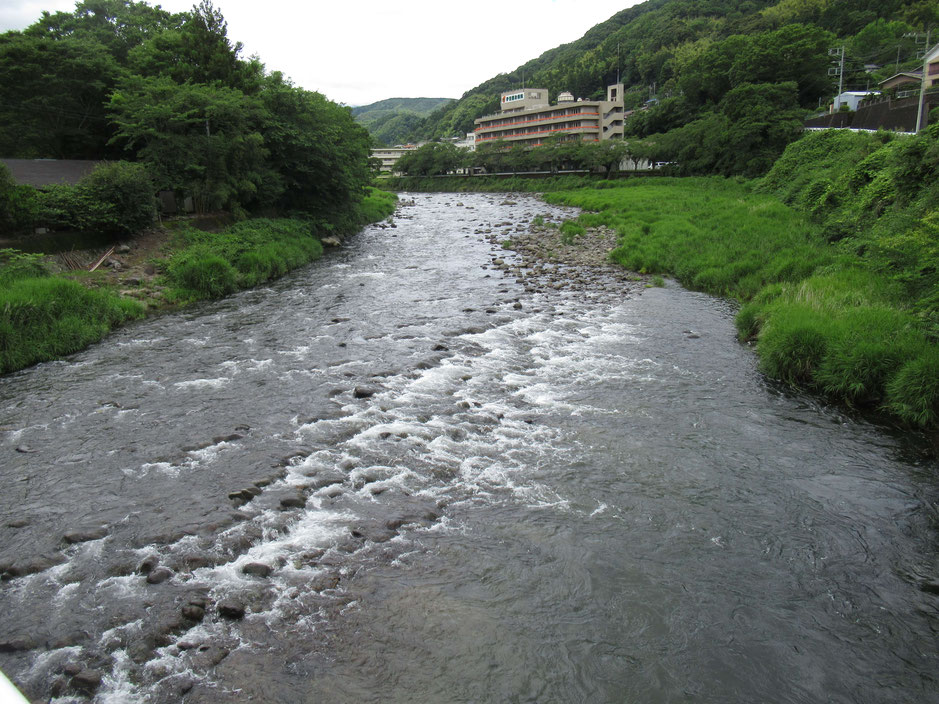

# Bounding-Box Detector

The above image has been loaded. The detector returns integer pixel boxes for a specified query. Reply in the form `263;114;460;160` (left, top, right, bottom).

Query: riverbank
0;188;397;375
389;146;938;436
546;177;936;436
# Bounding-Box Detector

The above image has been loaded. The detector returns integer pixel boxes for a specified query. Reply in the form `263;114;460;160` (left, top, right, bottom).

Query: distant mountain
352;97;453;146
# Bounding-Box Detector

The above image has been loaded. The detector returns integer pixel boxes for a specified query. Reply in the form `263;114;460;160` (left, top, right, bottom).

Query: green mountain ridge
409;0;937;148
353;97;453;146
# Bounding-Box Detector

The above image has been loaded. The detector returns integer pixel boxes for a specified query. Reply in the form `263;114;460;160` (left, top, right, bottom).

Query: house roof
878;71;923;86
1;159;102;187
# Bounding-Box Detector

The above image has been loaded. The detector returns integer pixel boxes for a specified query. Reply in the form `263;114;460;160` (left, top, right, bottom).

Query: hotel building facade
474;84;626;147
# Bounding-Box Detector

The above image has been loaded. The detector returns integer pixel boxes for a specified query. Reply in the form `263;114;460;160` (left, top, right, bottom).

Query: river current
1;193;937;703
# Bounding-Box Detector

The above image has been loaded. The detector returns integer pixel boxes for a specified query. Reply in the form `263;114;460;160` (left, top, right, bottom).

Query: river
1;193;937;703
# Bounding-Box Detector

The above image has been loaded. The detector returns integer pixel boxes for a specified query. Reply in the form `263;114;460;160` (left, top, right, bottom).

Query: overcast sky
0;0;642;105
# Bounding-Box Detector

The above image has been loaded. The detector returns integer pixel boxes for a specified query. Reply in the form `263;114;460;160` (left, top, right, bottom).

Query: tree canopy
0;0;372;219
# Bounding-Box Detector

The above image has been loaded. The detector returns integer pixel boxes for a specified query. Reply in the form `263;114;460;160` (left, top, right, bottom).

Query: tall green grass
163;189;397;302
0;274;144;374
545;176;938;428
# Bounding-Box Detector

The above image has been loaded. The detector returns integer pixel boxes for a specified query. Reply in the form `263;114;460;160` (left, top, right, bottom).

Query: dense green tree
107;76;272;212
395;142;468;176
24;0;184;61
257;72;372;216
0;33;120;158
652;81;804;176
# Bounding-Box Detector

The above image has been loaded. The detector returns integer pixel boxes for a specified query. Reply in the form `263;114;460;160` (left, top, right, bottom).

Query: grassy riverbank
163;188;397;303
543;129;938;429
0;188;397;375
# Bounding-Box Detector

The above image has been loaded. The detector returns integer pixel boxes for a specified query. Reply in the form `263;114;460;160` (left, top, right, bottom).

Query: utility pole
828;46;845;108
912;30;932;134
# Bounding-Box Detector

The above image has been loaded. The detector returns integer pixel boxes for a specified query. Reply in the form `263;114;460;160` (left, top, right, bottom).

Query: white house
832;91;880;112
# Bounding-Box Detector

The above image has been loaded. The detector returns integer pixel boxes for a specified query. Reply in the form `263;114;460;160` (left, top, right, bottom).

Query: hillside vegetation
352;97;453;146
410;0;937;175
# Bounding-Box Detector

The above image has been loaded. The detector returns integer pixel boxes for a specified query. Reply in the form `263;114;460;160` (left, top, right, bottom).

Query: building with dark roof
1;159;101;187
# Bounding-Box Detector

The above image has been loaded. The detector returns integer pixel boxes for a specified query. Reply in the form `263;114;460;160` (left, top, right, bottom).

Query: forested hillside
411;0;938;175
353;97;452;146
0;0;372;220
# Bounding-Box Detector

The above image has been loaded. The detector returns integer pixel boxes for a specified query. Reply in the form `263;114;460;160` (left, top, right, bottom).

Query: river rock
920;580;939;595
146;567;173;585
137;555;159;575
5;553;67;578
309;472;344;490
280;496;306;509
181;604;205;621
242;562;273;578
217;599;246;619
309;572;340;592
62;526;109;544
0;636;36;653
72;669;103;693
353;386;378;399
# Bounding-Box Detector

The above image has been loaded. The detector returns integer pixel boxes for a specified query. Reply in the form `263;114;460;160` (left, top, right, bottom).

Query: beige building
474;84;626;147
926;42;939;89
371;145;419;173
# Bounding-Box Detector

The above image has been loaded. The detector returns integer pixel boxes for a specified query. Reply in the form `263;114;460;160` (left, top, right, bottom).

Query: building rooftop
1;159;101;187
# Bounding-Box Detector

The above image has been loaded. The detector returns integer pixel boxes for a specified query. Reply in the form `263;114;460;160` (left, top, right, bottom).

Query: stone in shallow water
181;604;205;621
146;567;173;585
63;526;108;544
242;562;273;578
280;496;306;509
0;636;36;653
72;669;103;694
217;599;246;620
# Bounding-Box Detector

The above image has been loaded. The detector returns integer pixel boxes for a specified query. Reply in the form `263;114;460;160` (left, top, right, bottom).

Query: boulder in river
71;669;103;694
146;567;173;585
280;496;306;509
217;599;246;619
63;526;108;544
242;562;273;578
0;636;36;653
181;604;205;621
353;386;378;399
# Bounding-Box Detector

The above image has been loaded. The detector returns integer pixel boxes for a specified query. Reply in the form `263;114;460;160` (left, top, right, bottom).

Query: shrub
35;161;156;236
559;220;586;244
0;248;48;284
167;249;238;299
81;161;157;235
886;348;939;427
0;163;40;233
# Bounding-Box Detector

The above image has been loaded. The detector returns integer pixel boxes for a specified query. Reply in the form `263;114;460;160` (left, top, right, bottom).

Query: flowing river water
1;193;937;703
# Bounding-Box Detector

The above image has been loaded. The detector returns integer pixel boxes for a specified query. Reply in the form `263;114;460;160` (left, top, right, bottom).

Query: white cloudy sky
0;0;641;105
